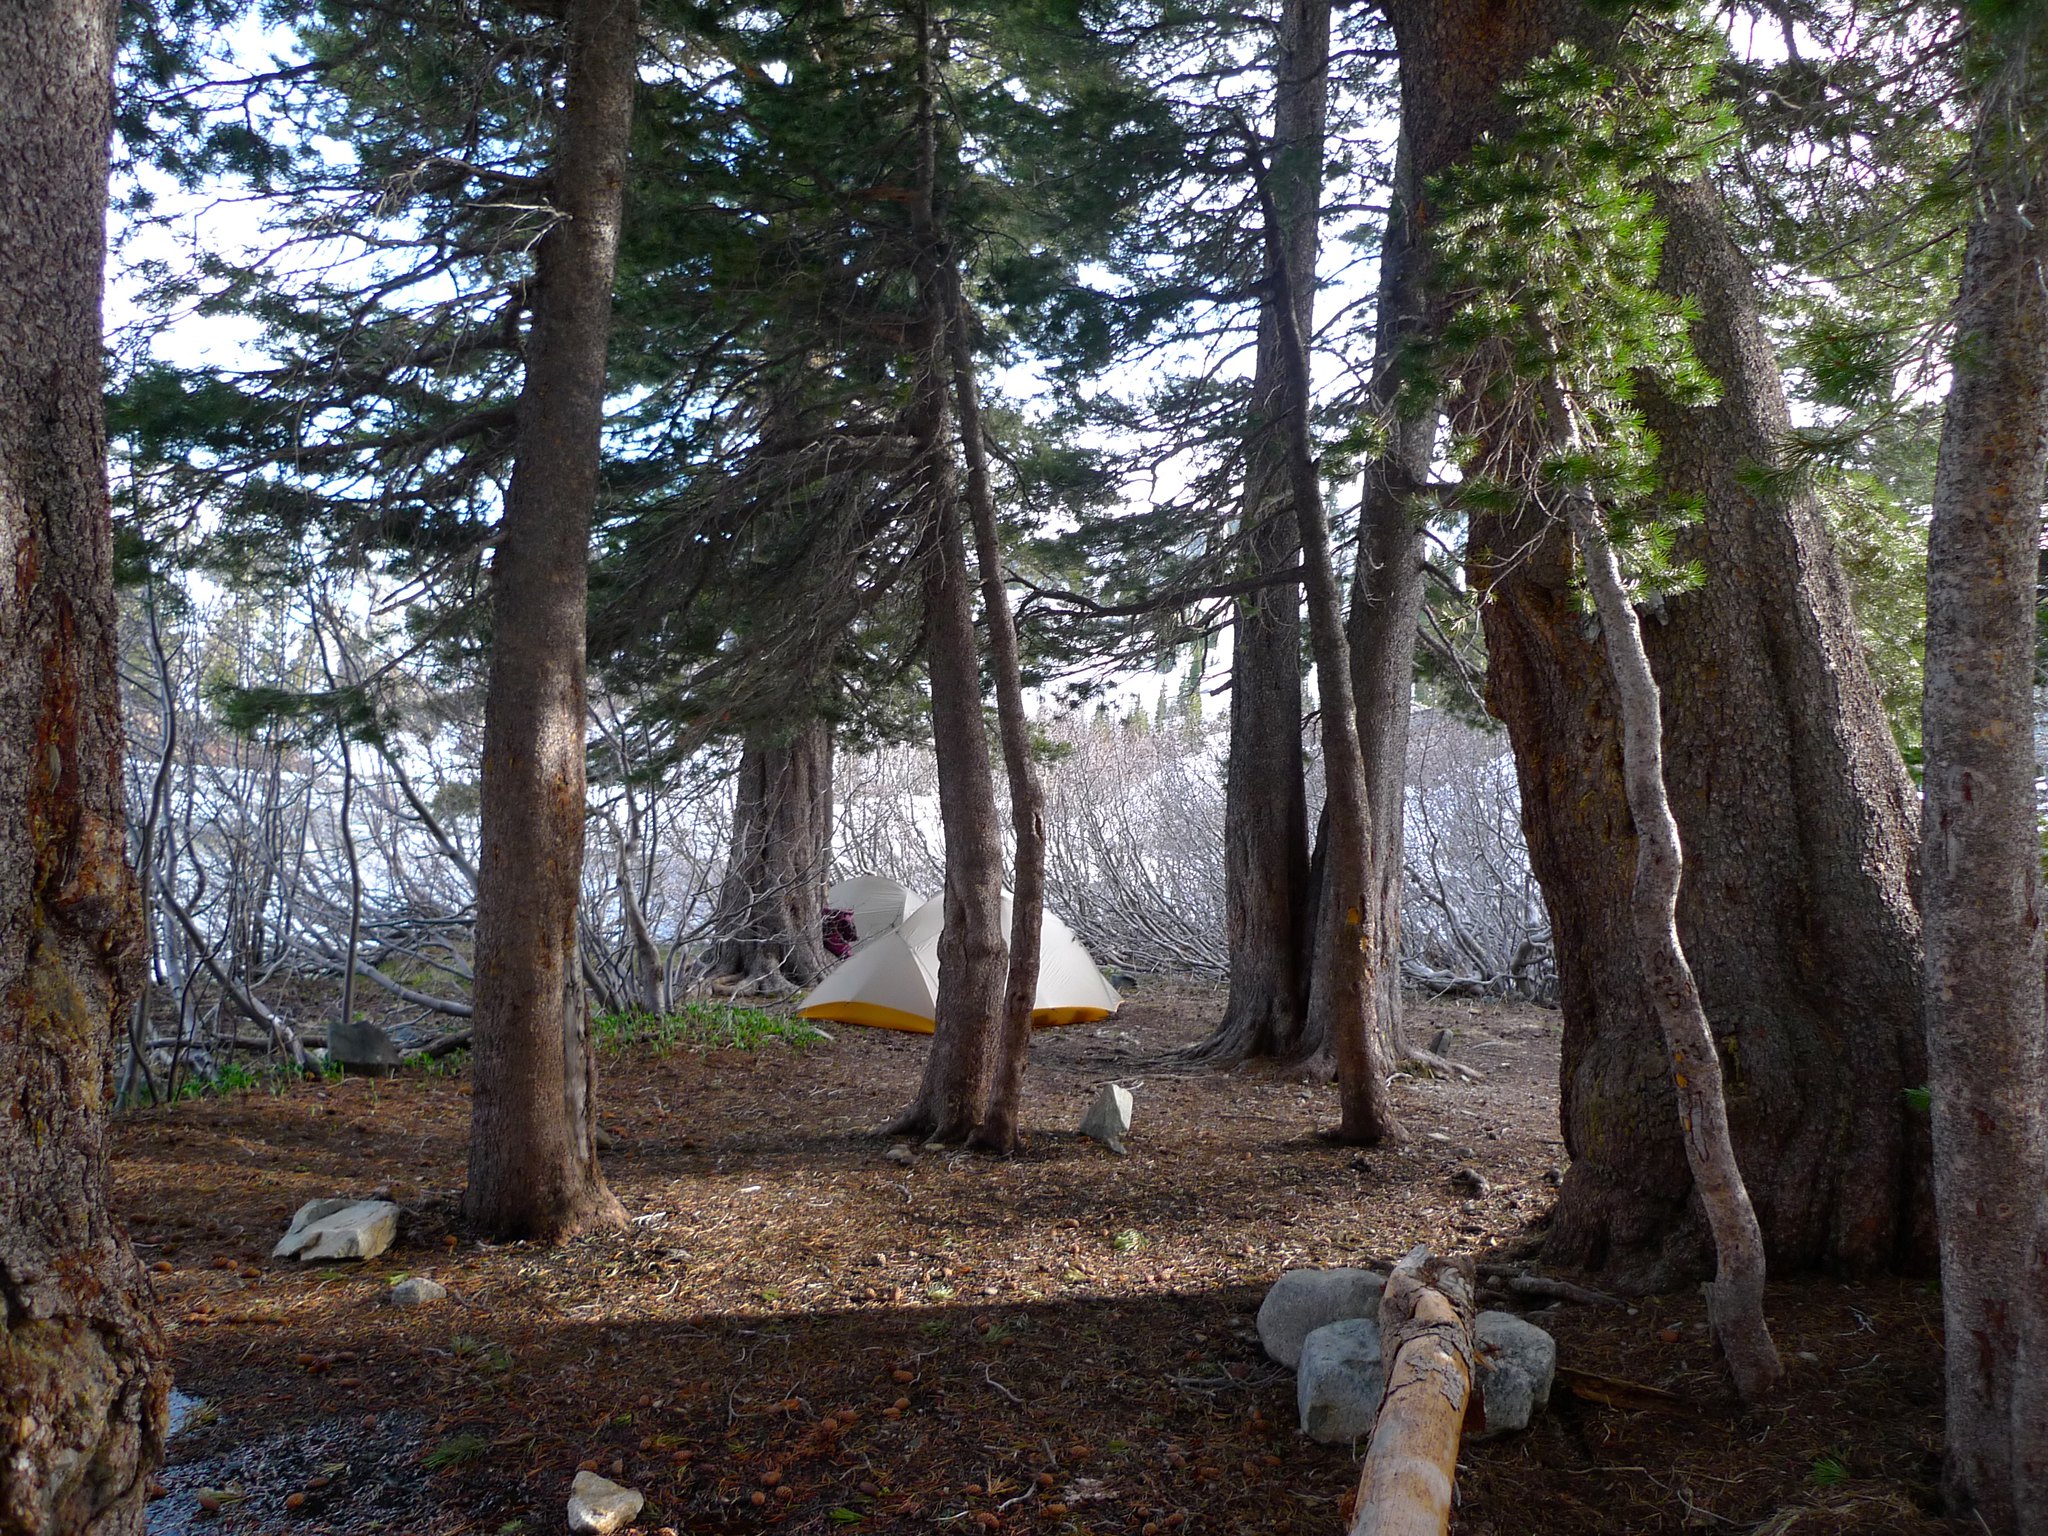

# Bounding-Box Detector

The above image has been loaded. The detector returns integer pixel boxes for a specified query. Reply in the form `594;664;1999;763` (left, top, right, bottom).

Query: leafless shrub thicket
114;585;734;1100
115;574;1553;1100
832;704;1555;1001
1400;710;1556;1003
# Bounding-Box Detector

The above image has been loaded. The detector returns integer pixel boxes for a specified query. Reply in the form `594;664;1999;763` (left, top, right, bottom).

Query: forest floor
119;983;1949;1536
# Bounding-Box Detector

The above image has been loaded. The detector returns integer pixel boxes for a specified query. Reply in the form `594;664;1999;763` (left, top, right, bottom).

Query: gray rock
1451;1166;1491;1196
1471;1310;1556;1438
328;1017;402;1075
885;1144;915;1166
1257;1267;1387;1367
1296;1318;1384;1445
273;1198;400;1262
385;1277;447;1308
567;1470;644;1535
1079;1084;1134;1153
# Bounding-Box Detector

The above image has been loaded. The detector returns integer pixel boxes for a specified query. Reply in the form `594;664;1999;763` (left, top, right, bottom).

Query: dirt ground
116;985;1950;1535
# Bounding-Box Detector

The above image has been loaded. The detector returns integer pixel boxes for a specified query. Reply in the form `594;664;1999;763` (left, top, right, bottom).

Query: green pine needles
1430;21;1737;606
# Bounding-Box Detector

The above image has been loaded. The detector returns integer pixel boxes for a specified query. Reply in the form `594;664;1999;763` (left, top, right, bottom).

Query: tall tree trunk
463;0;636;1242
1554;394;1781;1403
892;380;1006;1141
1257;128;1398;1143
1192;0;1326;1065
946;263;1046;1156
704;721;834;991
0;0;169;1526
1385;0;1928;1289
1314;123;1435;1071
1918;20;2048;1528
888;0;1005;1142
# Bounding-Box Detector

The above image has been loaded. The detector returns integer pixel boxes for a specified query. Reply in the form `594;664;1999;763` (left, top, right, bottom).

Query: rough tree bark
1554;396;1782;1402
463;0;637;1241
887;0;1006;1142
0;0;170;1526
1311;122;1436;1072
1385;0;1928;1288
1259;145;1399;1144
1193;0;1326;1065
1918;18;2048;1528
703;721;834;991
946;262;1046;1156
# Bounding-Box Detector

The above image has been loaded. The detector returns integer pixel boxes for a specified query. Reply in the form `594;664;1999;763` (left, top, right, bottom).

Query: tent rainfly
825;875;924;950
798;893;1121;1034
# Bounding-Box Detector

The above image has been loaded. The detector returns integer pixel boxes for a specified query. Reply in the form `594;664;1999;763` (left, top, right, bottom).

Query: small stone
886;1144;915;1166
1257;1268;1387;1367
273;1199;400;1262
1543;1166;1565;1186
1079;1084;1134;1153
1450;1166;1490;1197
1471;1310;1557;1438
385;1277;447;1309
567;1469;644;1535
1296;1318;1384;1444
328;1017;402;1075
594;1125;619;1153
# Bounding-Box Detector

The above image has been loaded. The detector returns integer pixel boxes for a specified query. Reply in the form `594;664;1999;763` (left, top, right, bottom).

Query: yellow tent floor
795;1001;1111;1035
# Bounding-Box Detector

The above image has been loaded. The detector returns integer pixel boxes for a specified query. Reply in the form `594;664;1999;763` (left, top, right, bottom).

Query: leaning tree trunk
1192;0;1326;1066
464;0;637;1242
887;0;1006;1142
0;0;170;1528
703;720;834;991
946;261;1047;1156
1386;0;1927;1289
1918;24;2048;1529
1556;405;1782;1403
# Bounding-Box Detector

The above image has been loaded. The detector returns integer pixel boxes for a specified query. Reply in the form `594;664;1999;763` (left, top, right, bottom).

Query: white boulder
1079;1084;1134;1152
273;1198;400;1262
567;1470;644;1535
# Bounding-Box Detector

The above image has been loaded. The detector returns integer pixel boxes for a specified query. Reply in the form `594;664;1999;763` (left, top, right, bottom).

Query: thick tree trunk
946;263;1046;1156
1557;419;1782;1402
1387;0;1927;1288
0;0;169;1527
1193;0;1326;1066
888;0;1006;1142
1918;26;2048;1529
1516;182;1927;1288
463;0;636;1242
704;721;834;991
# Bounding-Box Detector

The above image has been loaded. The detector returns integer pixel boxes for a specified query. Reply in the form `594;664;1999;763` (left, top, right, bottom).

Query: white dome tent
799;892;1122;1035
825;875;925;950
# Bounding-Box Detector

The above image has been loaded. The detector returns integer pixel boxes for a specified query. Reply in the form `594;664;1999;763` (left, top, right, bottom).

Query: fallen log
1346;1247;1477;1536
